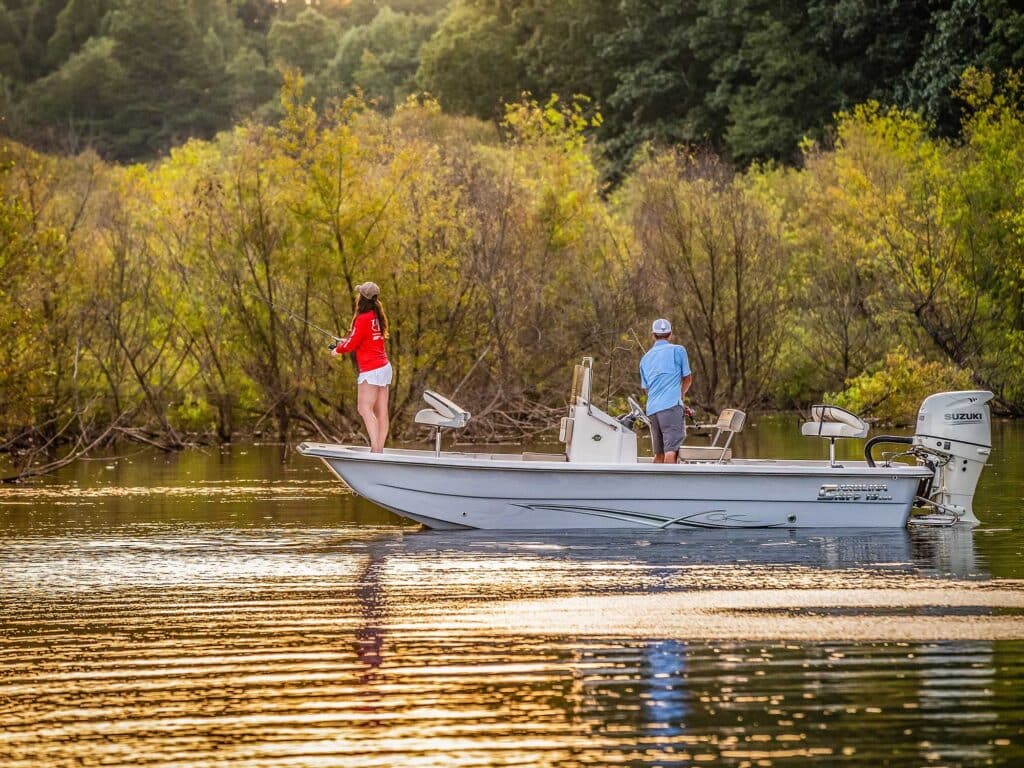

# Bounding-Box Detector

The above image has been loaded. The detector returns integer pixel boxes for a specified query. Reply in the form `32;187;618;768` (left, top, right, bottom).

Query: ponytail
353;294;389;339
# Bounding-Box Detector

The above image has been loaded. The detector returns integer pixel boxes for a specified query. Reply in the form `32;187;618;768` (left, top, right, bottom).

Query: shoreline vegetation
3;69;1024;481
3;0;1023;481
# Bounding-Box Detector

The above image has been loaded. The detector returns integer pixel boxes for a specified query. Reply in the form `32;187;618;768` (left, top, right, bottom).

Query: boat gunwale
297;442;932;479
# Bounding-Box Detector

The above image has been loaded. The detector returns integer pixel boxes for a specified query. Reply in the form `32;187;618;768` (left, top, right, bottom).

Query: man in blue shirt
639;318;693;463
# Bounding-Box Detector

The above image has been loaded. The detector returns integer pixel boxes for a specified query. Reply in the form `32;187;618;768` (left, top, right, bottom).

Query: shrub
827;347;974;425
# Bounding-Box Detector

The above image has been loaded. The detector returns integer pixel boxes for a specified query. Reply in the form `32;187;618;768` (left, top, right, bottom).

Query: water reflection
1;431;1023;767
3;520;1022;766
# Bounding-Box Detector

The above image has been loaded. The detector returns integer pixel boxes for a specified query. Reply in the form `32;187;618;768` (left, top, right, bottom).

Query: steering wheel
626;396;651;426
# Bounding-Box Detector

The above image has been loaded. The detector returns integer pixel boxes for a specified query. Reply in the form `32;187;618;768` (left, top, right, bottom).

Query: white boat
299;358;994;530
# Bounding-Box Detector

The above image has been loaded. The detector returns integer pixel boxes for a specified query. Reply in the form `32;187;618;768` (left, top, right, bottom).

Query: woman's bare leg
357;382;379;451
371;385;390;453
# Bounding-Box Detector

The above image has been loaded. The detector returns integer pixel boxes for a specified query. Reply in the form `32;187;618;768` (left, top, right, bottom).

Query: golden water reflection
3;523;1023;767
2;430;1023;767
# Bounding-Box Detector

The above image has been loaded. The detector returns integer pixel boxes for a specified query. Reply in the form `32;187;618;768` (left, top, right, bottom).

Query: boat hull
299;444;930;530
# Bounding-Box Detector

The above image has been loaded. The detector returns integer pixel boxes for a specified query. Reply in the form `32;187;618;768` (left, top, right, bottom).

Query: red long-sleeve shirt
333;311;389;373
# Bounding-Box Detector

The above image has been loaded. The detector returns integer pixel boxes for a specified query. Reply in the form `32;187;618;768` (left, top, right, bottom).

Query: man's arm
681;374;692;397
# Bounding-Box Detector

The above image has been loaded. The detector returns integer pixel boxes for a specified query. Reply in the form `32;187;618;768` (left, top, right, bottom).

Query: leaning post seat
415;390;471;456
800;404;869;467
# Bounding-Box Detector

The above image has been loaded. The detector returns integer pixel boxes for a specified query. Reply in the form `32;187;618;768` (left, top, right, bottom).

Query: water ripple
2;435;1023;767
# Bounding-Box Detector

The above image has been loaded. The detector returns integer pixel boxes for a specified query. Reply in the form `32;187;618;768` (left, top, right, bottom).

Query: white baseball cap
652;318;672;334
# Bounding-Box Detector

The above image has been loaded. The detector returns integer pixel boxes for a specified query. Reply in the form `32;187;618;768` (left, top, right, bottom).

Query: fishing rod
252;292;343;343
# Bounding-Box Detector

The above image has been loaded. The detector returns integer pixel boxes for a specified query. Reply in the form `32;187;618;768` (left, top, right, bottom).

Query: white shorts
357;362;393;387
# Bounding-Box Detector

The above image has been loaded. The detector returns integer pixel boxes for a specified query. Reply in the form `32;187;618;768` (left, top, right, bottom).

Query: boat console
559;357;639;464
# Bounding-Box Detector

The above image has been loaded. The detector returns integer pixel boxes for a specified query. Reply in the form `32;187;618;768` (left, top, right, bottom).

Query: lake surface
2;418;1023;767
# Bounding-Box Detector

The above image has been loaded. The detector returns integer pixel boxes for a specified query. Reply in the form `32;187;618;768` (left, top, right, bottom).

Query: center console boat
299;358;993;530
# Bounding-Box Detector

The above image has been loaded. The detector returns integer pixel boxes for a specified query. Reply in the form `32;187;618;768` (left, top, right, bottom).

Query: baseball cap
652;318;671;334
356;281;380;299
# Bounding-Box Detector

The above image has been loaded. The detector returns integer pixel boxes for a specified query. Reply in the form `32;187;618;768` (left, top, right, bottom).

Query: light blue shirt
639;340;691;416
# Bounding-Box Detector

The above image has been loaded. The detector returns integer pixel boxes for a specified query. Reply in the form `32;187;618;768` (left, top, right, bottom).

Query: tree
21;37;126;153
267;7;339;76
955;69;1024;407
808;0;933;109
623;150;791;409
103;0;234;159
601;1;707;166
416;0;526;119
226;45;279;117
688;0;836;164
20;0;67;79
720;16;835;163
323;6;440;109
903;0;1024;134
46;0;110;69
512;0;621;112
0;4;24;80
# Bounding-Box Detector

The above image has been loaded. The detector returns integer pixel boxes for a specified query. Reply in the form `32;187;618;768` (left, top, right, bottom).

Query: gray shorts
650;405;685;455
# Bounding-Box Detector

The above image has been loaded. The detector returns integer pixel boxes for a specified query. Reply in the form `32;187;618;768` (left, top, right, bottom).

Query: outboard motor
912;391;994;525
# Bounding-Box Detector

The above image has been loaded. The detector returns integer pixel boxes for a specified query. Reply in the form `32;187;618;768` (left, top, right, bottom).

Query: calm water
1;419;1023;767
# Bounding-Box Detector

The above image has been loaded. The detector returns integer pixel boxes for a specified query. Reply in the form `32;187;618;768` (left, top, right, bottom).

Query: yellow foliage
829;347;975;425
5;72;1024;446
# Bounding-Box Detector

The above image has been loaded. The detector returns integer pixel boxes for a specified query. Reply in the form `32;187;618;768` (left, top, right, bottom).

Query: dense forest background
2;0;1024;468
3;0;1023;167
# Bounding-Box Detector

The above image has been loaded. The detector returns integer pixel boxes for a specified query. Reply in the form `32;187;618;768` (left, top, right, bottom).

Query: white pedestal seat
415;390;470;456
801;405;869;467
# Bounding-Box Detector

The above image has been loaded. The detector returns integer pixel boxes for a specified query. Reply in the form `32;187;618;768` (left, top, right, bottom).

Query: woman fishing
331;282;392;453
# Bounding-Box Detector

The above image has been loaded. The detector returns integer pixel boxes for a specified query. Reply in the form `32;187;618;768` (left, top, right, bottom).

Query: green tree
46;0;110;68
105;0;233;159
0;4;24;80
416;0;526;118
903;0;1024;133
512;0;620;107
689;0;835;163
600;1;707;165
226;45;279;116
267;7;339;76
720;16;835;163
808;0;933;109
20;0;67;78
324;6;440;108
21;37;125;152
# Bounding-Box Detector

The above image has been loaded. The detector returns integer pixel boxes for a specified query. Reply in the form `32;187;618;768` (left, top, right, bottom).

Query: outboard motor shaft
913;391;994;525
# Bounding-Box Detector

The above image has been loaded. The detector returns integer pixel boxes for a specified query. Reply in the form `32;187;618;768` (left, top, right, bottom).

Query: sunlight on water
1;425;1023;767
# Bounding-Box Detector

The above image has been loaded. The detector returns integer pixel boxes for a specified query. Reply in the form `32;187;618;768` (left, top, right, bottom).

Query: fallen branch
2;420;121;483
114;426;186;452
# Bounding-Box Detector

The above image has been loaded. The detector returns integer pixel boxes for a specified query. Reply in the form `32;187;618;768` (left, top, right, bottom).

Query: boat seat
414;407;466;429
801;404;868;467
678;407;745;464
415;390;471;455
800;405;868;439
